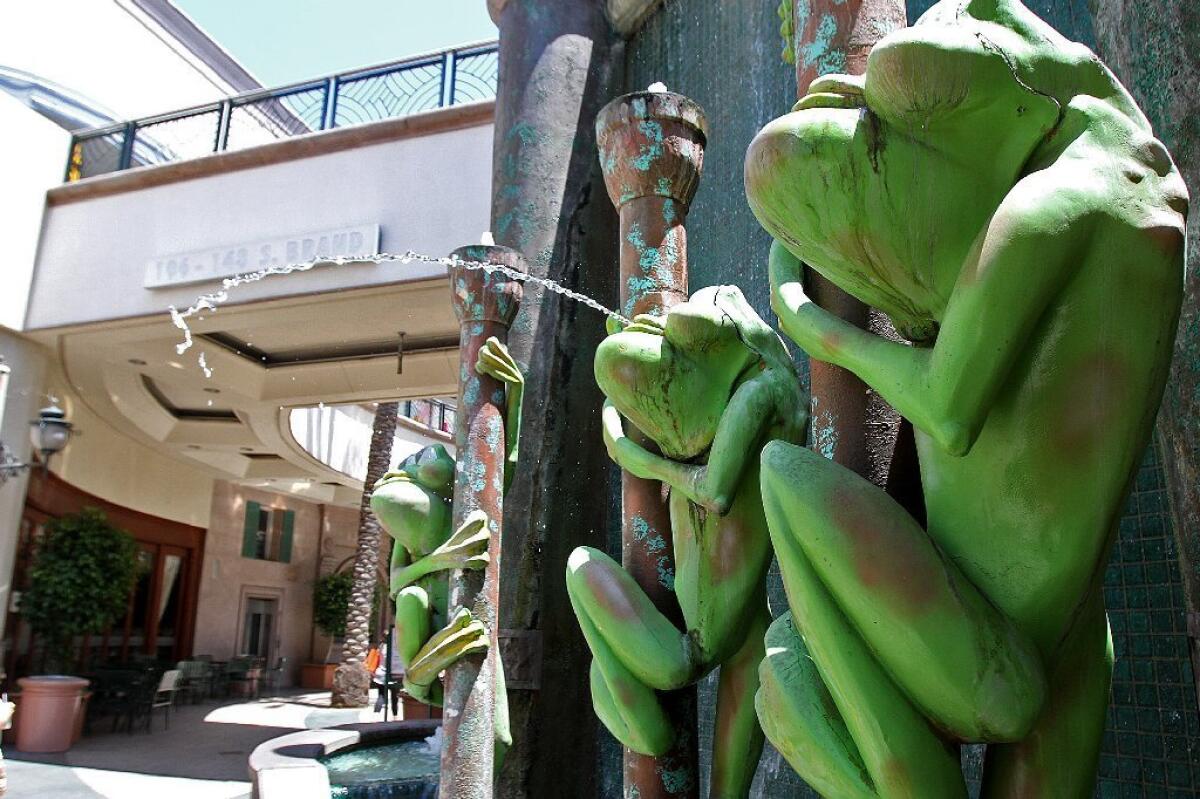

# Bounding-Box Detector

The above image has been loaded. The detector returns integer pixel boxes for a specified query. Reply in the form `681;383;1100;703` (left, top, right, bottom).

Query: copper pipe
441;245;523;799
596;89;707;799
793;0;908;484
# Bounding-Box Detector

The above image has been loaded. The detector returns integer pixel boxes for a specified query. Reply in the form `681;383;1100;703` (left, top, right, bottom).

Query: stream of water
169;250;628;377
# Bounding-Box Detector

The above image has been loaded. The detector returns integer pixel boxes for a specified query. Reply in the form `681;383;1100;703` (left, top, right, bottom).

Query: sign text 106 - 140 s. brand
144;224;381;288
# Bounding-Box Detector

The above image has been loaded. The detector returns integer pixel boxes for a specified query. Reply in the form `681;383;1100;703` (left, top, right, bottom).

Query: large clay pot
15;676;89;753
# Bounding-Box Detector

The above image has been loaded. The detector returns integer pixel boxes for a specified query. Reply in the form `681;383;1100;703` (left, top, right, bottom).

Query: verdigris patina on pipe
591;87;706;799
440;245;524;799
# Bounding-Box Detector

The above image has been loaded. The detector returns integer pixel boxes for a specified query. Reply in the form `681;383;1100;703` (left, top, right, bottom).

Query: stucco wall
0;330;48;640
192;481;361;682
26;118;493;331
0;95;70;332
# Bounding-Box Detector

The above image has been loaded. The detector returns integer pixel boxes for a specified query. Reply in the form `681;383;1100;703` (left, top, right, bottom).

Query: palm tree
331;401;399;707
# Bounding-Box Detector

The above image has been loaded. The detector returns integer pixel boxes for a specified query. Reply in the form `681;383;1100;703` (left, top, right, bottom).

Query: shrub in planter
22;508;140;673
313;570;353;640
312;571;383;665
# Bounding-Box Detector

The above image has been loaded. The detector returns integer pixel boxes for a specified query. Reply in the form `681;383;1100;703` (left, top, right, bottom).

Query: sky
173;0;498;87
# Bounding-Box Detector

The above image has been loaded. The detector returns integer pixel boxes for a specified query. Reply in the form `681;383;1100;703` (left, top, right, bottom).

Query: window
241;502;294;562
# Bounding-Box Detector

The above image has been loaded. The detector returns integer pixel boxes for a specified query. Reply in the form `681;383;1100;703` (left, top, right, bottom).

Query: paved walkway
4;689;400;798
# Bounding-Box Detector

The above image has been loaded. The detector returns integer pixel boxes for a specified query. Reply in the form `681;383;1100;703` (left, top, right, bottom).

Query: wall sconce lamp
0;363;76;485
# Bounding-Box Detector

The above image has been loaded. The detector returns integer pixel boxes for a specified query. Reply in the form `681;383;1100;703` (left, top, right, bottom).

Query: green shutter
242;501;261;558
279;510;295;563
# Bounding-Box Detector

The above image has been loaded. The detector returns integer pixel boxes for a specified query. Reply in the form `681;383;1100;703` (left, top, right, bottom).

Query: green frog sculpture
567;286;809;797
744;0;1188;795
370;336;522;754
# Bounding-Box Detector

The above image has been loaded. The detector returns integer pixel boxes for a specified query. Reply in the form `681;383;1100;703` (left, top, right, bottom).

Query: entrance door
240;597;278;662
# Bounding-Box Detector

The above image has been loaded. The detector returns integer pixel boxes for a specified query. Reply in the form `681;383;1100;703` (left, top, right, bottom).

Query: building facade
0;0;490;686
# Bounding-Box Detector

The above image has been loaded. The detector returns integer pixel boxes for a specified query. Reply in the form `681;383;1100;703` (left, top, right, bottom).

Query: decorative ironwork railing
64;41;498;182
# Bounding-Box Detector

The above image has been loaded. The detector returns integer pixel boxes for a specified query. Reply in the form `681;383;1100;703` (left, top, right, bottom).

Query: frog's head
372;444;454;554
746;0;1130;339
595;285;787;461
374;444;454;497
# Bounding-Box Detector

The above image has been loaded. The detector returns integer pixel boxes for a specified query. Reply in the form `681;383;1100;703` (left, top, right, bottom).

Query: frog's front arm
769;179;1083;456
603;372;791;514
389;511;490;597
388;539;411;596
476;336;523;490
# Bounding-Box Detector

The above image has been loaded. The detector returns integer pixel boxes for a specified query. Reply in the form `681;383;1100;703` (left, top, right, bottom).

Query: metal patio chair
146;668;181;731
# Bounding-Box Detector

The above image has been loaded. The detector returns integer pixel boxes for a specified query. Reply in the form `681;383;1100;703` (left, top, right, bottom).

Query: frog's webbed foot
405;606;489;693
475;336;523;387
429;510;491;572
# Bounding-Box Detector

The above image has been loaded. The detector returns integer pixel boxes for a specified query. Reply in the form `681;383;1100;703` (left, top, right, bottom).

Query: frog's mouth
792;74;868;112
374;471;415;491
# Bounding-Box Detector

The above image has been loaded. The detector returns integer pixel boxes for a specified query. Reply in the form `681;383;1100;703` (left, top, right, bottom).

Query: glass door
241;597;278;662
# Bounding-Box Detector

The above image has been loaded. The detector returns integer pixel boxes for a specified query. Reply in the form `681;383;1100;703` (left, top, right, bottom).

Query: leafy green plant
313;570;354;638
313;569;385;656
22;508;140;673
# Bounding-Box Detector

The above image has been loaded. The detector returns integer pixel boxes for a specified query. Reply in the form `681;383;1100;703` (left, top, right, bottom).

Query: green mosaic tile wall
612;2;1200;797
1099;445;1200;797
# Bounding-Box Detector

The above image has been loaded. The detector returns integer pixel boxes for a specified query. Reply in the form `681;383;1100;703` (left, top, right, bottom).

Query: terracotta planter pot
400;694;442;720
15;676;89;753
299;663;336;690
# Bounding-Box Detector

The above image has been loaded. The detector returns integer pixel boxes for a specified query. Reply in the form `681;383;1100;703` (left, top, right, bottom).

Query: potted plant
303;571;353;689
16;508;139;752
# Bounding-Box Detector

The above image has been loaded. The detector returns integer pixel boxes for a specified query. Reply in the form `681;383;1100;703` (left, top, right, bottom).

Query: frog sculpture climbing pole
743;0;1188;796
567;286;809;797
370;336;522;758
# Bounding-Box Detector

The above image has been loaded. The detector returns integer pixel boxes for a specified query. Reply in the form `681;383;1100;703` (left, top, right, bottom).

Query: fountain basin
249;719;440;799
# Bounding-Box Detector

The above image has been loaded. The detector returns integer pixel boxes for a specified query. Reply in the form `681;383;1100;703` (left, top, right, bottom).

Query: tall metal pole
596;89;707;799
791;0;908;488
442;245;523;799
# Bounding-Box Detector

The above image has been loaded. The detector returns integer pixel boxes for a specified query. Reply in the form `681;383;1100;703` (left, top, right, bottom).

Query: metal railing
64;40;498;182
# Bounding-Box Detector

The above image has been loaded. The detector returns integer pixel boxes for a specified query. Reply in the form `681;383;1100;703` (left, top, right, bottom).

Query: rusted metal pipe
596;89;707;799
791;0;908;485
441;245;523;799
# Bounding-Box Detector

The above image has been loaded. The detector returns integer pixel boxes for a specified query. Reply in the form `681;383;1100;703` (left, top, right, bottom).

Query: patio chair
146;669;181;731
175;660;210;703
263;657;288;695
225;657;261;699
84;668;143;734
120;667;164;734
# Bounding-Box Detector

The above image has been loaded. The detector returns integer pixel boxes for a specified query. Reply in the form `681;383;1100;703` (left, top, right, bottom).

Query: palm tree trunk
331;401;399;707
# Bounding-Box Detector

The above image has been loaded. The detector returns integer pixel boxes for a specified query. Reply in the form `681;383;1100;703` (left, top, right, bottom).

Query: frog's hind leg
755;555;964;798
404;606;488;706
566;546;702;756
394;585;432;668
394;584;442;706
710;603;769;798
760;441;1046;743
980;582;1112;798
756;612;878;799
